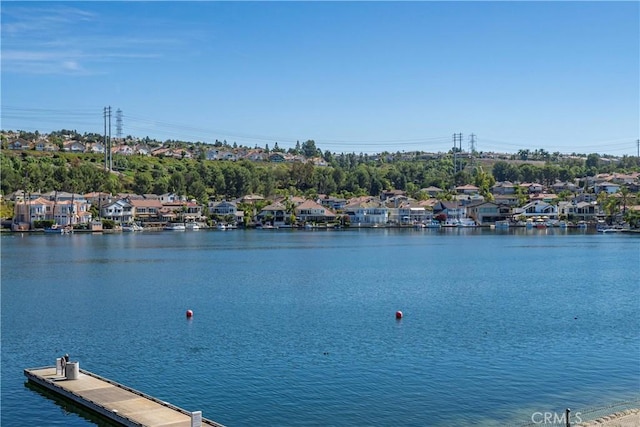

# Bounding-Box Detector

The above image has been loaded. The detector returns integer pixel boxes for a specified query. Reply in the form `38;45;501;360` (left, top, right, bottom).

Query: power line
3;105;638;156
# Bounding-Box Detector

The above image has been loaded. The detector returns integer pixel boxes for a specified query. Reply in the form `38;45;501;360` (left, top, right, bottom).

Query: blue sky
2;1;638;155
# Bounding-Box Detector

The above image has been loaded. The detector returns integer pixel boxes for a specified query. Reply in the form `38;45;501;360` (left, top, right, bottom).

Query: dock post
56;358;63;376
65;361;79;380
191;410;202;427
566;408;571;427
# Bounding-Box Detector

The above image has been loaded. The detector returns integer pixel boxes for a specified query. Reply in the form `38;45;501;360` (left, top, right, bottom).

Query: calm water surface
1;228;639;426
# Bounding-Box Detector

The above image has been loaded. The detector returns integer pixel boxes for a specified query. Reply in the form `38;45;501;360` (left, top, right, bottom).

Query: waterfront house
101;199;134;224
466;201;511;225
40;192;92;225
160;200;203;222
128;199;163;224
344;198;389;226
388;200;430;225
209;200;243;224
13;197;51;226
432;201;466;223
513;200;558;220
13;195;92;227
209;200;237;216
294;199;337;224
558;201;598;222
257;202;288;226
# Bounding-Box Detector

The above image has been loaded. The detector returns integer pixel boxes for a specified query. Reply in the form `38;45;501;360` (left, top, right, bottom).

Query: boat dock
24;362;226;427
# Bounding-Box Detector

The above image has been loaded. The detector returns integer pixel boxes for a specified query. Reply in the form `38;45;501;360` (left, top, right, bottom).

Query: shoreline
577;408;640;427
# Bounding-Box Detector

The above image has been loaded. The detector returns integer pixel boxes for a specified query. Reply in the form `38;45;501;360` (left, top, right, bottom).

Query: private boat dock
24;362;226;427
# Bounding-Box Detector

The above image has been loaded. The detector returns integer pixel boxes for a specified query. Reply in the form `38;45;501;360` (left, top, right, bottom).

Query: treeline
1;150;639;203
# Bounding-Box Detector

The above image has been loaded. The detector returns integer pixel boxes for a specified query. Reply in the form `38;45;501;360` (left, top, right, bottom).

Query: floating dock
24;363;226;427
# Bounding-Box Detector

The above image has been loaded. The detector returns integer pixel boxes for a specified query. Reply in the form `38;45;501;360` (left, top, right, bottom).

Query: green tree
133;172;153;195
301;140;320;158
168;171;186;196
492;161;510;182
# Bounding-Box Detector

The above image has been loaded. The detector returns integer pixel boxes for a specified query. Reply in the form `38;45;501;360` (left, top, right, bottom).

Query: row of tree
1;149;638;205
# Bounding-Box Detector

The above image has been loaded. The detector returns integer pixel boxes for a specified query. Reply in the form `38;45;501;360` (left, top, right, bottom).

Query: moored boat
122;223;143;232
44;224;72;234
164;222;186;231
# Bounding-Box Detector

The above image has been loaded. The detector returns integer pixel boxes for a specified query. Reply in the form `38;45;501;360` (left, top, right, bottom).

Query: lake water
1;228;639;426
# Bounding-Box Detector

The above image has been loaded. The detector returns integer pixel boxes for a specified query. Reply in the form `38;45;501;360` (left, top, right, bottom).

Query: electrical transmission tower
453;133;463;174
116;109;123;139
469;133;477;166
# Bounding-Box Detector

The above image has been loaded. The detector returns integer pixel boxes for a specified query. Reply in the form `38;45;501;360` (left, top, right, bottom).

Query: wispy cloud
1;4;173;75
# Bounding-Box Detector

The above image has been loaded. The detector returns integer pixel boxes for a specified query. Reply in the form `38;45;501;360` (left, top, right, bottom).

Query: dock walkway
25;365;225;427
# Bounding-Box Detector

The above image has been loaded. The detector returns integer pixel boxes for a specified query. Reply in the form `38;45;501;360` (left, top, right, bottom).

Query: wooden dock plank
25;366;225;427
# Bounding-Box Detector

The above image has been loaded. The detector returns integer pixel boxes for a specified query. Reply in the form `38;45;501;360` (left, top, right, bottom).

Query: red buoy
395;310;403;319
186;309;193;318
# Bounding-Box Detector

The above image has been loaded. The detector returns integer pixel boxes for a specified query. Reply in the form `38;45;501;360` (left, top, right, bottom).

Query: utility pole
103;106;113;172
108;106;112;171
453;133;457;174
103;107;108;171
637;139;639;157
